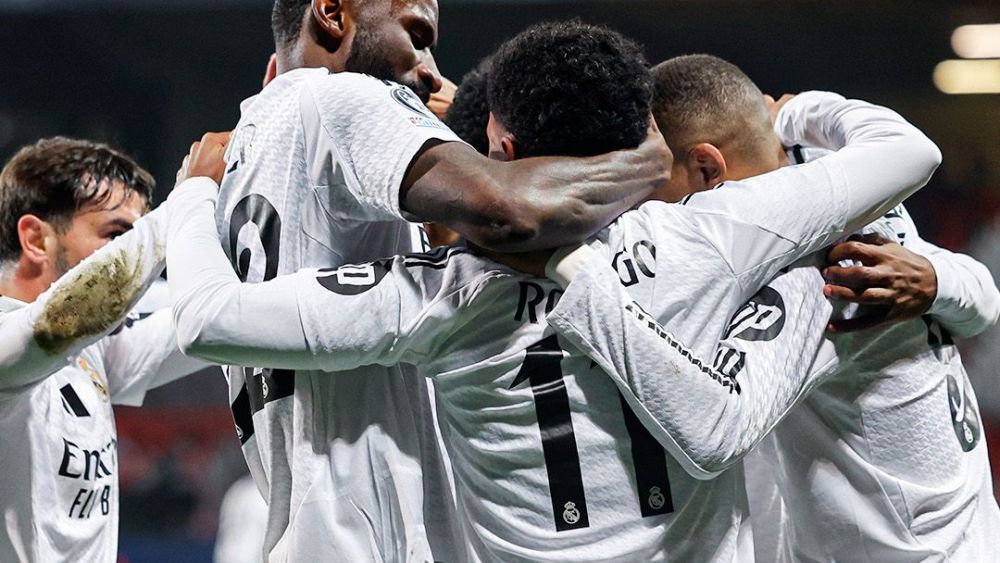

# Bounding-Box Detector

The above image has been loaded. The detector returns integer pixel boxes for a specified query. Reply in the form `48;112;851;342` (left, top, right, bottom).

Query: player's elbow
904;134;943;189
173;297;217;361
685;451;738;480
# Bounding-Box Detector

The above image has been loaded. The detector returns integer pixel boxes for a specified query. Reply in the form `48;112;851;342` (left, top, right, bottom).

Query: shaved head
652;54;774;162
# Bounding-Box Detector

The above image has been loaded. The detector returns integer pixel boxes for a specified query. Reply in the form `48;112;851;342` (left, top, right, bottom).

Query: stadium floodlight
933;59;1000;94
951;24;1000;59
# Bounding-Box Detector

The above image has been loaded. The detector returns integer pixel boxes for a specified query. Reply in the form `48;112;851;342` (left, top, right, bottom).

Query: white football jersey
0;205;203;563
166;90;941;562
215;68;463;562
743;149;1000;563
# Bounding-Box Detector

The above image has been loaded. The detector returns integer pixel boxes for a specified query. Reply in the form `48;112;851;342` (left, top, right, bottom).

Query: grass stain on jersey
33;248;144;355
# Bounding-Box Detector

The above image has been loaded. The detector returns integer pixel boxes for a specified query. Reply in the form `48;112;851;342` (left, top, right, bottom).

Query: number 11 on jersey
511;335;674;532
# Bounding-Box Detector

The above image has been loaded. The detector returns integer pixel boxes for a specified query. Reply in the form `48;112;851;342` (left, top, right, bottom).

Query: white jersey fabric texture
741;147;1000;563
214;68;463;563
0;202;203;562
167;92;941;562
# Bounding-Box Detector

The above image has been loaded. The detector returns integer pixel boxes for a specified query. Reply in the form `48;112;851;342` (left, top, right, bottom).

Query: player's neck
277;42;347;77
0;262;46;303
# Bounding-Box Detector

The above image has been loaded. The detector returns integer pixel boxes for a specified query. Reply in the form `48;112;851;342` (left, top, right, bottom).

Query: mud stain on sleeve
33;247;145;355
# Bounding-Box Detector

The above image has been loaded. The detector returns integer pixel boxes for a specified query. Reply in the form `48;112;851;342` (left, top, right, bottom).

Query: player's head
487;20;652;160
650;54;784;198
0;137;154;299
445;57;493;156
272;0;443;102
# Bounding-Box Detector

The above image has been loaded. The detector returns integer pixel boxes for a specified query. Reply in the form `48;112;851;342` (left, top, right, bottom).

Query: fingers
827;238;890;265
827;308;891;334
823;264;889;288
823;284;895;304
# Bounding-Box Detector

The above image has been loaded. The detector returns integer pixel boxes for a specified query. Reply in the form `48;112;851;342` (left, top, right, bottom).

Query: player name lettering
58;437;117;482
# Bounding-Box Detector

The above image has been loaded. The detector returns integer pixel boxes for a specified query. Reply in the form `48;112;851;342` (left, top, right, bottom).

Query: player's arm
920;244;1000;337
0;205;171;392
100;309;210;406
167;181;470;371
402;126;668;252
824;209;1000;336
302;73;669;253
545;248;838;479
682;91;942;294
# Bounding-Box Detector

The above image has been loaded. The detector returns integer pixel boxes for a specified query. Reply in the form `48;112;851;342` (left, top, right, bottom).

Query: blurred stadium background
0;0;997;561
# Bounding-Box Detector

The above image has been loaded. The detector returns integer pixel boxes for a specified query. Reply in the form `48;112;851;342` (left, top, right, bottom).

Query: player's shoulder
299;70;406;105
0;295;25;316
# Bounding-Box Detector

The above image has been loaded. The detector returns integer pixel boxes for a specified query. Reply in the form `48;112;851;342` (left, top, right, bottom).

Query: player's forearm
924;249;1000;338
165;182;322;369
547;252;836;478
776;92;942;234
403;137;665;252
0;206;168;390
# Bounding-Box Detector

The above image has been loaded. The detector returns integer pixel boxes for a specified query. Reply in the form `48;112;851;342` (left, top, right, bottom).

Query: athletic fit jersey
0;206;202;562
216;69;463;562
166;91;941;562
742;150;1000;562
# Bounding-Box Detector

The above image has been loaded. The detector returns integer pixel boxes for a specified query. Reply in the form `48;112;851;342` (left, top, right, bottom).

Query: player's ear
17;215;56;266
685;143;727;190
486;112;517;162
312;0;350;44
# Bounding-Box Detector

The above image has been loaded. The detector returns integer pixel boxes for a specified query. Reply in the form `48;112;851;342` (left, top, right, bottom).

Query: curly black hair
0;137;155;262
488;20;652;159
445;57;493;156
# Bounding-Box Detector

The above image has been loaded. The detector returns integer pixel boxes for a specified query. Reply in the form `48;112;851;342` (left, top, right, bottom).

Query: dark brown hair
0;137;155;261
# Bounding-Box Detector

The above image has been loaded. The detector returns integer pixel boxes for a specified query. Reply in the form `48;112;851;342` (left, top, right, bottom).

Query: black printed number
227;195;290;445
511;335;674;532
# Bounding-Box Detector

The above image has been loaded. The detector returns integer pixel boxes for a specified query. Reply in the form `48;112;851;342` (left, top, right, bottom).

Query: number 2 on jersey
511;335;674;532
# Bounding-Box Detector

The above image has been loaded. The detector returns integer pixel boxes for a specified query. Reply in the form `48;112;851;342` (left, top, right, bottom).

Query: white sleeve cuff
925;251;956;317
545;244;599;289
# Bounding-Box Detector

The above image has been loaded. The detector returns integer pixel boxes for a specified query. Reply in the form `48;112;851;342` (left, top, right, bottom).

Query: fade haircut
272;0;311;48
0;137;155;262
651;54;773;161
445;57;493;156
488;20;652;158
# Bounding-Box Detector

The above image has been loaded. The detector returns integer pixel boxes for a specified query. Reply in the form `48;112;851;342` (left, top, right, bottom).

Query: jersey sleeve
546;250;838;479
884;207;1000;339
100;309;209;406
166;181;492;371
0;198;172;394
301;72;465;222
681;91;942;295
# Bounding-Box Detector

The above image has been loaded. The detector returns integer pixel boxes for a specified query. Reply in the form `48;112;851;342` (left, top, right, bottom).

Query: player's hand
764;94;795;125
427;76;457;120
823;234;937;333
176;132;232;187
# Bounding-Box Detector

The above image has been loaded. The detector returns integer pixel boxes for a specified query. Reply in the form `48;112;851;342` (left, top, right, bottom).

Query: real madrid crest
648;487;666;510
78;358;109;402
562;501;581;525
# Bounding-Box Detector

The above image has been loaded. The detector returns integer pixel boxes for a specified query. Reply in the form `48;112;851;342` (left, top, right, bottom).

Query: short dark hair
488;20;652;158
0;137;155;262
651;54;771;158
445;57;493;156
272;0;311;48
